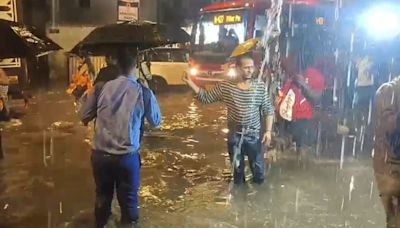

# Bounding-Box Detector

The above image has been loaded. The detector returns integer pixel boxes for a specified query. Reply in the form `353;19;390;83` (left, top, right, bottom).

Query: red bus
189;0;271;85
188;0;335;86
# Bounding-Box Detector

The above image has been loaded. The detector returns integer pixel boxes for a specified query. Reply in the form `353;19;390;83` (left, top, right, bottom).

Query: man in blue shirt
80;48;161;227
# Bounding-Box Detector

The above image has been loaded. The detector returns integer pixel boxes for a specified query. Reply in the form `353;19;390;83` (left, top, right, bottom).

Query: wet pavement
0;87;386;227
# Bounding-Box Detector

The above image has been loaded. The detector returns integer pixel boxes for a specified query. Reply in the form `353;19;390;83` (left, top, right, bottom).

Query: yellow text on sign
213;14;242;25
315;17;324;25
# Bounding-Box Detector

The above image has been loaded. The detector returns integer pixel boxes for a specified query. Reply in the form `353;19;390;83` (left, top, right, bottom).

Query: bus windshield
193;9;248;56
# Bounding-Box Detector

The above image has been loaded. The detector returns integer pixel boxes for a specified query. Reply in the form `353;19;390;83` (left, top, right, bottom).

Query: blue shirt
80;76;161;155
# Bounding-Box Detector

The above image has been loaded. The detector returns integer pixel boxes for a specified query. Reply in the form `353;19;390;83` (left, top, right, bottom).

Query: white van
141;48;189;92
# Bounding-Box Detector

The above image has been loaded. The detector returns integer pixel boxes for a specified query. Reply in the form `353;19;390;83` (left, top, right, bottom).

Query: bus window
194;10;248;53
254;14;267;38
170;50;188;62
255;30;264;38
150;52;169;62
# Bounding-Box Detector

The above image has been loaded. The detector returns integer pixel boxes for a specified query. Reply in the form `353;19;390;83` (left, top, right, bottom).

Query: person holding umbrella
80;48;161;227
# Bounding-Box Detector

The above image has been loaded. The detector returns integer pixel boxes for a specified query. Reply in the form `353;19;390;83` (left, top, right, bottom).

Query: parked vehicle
141;47;189;92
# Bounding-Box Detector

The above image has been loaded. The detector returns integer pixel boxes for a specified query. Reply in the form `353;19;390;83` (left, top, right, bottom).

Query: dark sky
161;0;214;25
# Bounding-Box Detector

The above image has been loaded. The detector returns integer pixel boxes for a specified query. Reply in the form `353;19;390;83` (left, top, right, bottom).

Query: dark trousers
279;118;313;151
227;127;265;185
292;119;313;149
91;150;140;228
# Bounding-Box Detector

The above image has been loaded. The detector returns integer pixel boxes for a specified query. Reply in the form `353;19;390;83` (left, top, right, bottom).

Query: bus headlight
227;68;236;78
189;68;198;76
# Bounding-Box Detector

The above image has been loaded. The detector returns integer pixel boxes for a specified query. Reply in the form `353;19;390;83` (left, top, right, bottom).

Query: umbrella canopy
70;21;191;56
0;19;62;58
230;38;260;58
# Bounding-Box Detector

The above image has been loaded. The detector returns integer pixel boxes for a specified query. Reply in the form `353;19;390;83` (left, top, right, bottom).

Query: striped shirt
198;80;274;129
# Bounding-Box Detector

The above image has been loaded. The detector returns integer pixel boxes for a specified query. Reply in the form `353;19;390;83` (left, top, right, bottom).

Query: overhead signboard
213;14;242;25
118;0;139;22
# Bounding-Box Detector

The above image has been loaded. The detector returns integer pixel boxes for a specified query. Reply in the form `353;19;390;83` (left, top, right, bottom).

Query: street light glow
360;4;400;40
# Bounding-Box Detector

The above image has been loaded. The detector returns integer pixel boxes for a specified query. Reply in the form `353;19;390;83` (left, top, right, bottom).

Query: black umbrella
70;21;191;56
0;19;62;58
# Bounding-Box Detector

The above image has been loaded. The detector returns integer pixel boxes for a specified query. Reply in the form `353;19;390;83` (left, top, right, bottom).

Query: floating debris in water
222;169;231;175
168;150;203;160
3;204;8;210
210;176;222;181
214;195;228;204
222;173;232;179
2;119;23;128
51;121;74;130
186;169;197;173
183;138;199;143
140;186;161;203
84;139;91;145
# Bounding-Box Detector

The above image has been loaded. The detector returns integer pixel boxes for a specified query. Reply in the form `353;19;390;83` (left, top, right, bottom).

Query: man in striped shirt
183;55;274;186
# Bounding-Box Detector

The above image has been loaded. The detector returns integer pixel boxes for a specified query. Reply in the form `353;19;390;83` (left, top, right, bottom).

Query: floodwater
0;88;385;227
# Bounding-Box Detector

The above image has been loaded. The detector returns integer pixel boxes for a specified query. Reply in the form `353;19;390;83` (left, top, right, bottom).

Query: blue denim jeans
227;126;265;185
91;150;140;227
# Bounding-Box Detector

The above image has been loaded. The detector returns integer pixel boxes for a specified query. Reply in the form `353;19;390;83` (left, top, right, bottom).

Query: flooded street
0;88;385;228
